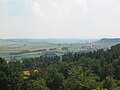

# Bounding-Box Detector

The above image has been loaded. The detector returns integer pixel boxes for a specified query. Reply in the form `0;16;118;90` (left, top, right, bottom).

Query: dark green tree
46;68;65;90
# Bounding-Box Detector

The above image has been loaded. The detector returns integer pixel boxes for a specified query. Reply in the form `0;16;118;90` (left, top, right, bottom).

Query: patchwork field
0;38;118;61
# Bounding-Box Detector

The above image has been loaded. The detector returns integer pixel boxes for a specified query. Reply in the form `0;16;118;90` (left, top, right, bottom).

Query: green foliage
104;76;117;90
46;68;65;90
0;58;23;90
1;44;120;89
22;78;48;90
65;65;101;90
55;62;69;78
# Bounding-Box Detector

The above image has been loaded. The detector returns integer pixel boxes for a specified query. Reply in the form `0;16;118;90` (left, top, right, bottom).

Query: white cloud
0;0;11;4
52;3;61;9
72;0;88;12
1;0;120;39
32;1;44;17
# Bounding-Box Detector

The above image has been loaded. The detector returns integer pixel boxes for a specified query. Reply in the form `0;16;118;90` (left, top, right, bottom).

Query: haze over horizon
0;0;120;39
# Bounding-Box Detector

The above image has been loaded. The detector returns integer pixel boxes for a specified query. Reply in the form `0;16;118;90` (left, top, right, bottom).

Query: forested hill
1;44;120;90
95;38;120;45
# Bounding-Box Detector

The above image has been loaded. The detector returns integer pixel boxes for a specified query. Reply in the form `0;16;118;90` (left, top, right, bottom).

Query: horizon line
0;37;120;40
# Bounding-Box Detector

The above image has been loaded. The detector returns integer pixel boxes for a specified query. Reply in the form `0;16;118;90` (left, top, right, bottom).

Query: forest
1;44;120;90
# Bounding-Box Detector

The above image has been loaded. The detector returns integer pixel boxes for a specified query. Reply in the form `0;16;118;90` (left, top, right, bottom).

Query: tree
22;78;48;90
55;62;69;78
46;68;65;90
104;76;117;90
65;65;101;90
0;58;23;90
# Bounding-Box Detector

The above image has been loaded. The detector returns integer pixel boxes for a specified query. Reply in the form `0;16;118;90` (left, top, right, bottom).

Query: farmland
0;39;94;60
0;38;119;61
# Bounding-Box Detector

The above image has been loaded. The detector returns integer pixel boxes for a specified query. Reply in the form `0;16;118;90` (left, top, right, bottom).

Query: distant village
8;42;112;60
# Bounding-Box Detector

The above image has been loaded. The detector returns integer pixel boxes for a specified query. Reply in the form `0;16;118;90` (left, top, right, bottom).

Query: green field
0;38;118;60
0;40;95;60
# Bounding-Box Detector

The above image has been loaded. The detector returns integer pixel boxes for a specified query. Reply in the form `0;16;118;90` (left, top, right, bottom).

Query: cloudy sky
0;0;120;39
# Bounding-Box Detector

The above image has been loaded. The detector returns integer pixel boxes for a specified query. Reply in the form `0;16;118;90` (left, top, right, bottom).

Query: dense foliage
1;44;120;90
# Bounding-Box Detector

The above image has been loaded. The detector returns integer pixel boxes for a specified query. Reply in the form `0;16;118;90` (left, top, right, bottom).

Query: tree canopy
1;44;120;90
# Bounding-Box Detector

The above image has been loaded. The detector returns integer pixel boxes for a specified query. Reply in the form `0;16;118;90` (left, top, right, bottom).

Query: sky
0;0;120;39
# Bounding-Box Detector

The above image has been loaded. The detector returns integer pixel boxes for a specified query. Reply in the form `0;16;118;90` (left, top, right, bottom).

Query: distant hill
95;38;120;45
0;39;97;44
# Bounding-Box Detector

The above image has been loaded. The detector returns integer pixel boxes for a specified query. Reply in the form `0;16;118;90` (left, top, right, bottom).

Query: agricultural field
0;39;94;60
0;38;119;61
